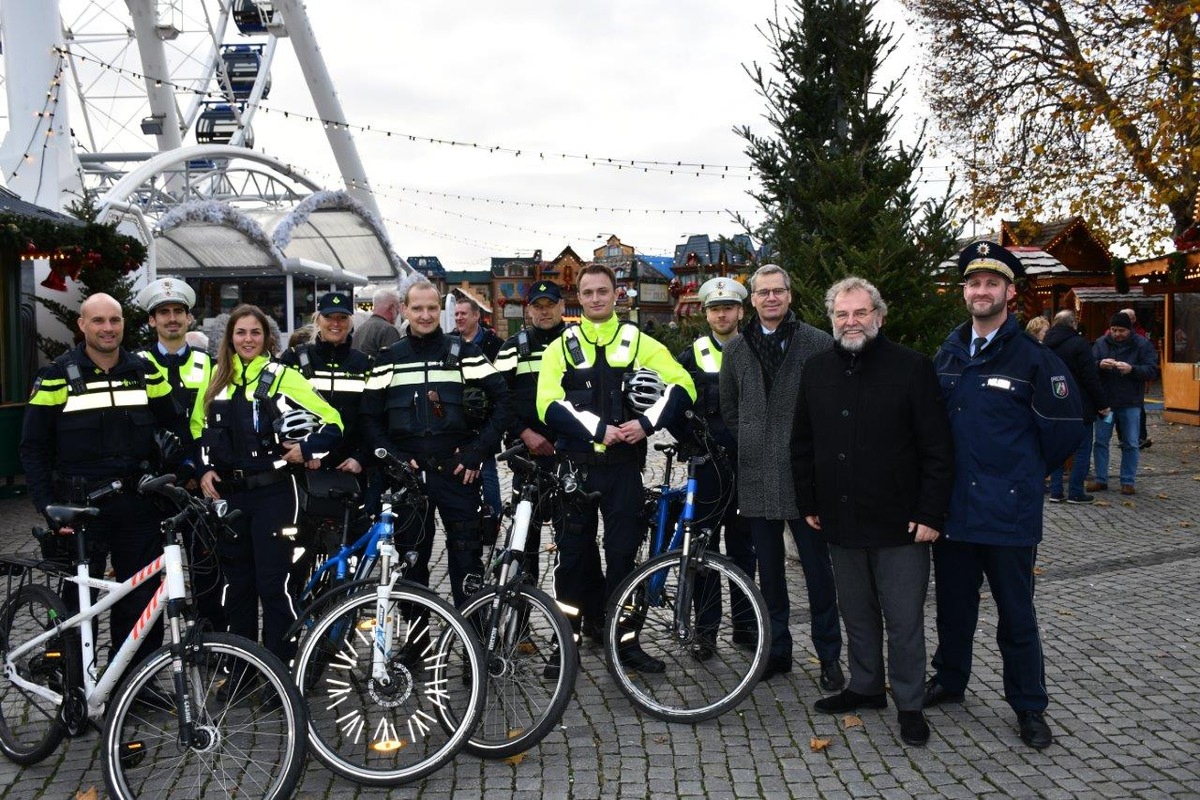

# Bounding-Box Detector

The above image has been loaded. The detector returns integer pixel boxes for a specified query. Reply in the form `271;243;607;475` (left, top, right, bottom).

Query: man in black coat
1044;310;1110;504
791;277;954;747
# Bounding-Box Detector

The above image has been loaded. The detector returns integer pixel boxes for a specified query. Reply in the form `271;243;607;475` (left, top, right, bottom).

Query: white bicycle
0;474;307;799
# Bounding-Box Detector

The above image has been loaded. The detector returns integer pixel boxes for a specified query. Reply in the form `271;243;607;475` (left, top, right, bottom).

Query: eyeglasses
752;287;789;299
833;308;877;323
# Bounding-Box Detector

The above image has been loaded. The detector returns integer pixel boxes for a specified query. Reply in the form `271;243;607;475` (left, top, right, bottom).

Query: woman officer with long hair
191;304;342;661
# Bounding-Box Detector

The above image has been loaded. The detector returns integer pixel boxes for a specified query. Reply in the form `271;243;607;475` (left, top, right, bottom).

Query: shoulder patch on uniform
1051;375;1069;398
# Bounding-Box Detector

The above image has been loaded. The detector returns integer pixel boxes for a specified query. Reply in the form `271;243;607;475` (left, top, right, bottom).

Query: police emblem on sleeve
1051;375;1069;398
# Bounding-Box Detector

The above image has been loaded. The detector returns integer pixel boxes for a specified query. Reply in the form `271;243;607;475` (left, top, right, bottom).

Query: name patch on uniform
1051;375;1069;398
985;377;1013;391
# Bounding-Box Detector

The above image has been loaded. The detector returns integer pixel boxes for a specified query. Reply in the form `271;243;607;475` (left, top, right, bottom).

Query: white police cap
136;277;196;312
698;276;748;308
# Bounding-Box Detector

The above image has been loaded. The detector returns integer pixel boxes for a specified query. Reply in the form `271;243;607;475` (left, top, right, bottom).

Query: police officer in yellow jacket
20;293;187;663
135;277;212;419
134;277;225;632
537;262;696;672
674;277;758;654
360;279;513;606
193;304;342;661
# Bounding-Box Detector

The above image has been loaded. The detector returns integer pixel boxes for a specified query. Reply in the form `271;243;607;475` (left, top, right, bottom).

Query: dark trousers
747;517;841;664
556;462;641;632
222;479;299;662
72;492;165;665
829;542;929;709
692;458;757;637
931;539;1047;712
396;468;483;607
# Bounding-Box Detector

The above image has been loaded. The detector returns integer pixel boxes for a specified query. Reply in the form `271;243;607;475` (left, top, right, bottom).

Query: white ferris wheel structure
0;0;405;333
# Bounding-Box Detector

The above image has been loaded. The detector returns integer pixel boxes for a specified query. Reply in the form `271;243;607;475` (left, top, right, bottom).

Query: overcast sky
243;0;952;270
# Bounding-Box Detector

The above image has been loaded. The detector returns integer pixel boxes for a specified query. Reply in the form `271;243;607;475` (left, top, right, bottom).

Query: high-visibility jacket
494;322;566;443
536;314;695;457
138;343;212;420
280;336;371;465
20;344;183;512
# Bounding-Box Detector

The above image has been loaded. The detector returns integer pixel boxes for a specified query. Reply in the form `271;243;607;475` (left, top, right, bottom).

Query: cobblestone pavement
0;412;1197;798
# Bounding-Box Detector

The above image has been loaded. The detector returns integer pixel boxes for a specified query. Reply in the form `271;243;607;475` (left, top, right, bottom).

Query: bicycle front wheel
293;586;486;786
604;551;770;723
453;583;578;758
101;632;307;800
0;584;79;765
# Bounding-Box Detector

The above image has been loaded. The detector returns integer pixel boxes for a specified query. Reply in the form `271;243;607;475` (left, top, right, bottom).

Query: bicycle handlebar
137;473;191;506
497;442;527;463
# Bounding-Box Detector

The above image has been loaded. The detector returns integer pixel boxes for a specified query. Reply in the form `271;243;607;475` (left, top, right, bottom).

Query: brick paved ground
0;411;1197;798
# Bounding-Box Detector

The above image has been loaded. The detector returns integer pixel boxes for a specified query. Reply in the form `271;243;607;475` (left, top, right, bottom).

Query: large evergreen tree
736;0;961;354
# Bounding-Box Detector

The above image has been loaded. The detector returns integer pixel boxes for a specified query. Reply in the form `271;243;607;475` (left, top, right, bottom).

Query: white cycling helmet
276;408;321;441
624;368;667;414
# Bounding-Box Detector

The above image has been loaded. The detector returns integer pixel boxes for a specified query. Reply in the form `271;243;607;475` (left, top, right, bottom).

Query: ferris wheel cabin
221;45;272;101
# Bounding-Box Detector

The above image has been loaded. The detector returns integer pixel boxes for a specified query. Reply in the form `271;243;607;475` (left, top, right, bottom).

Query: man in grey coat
720;264;843;685
352;288;402;357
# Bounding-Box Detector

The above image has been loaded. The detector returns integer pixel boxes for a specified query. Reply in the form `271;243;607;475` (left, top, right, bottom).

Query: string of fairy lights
53;45;758;180
6;51;67;188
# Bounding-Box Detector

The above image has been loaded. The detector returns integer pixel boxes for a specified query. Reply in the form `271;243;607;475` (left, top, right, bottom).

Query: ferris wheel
0;0;379;222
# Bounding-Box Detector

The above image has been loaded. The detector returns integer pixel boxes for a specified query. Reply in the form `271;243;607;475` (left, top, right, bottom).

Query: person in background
352;288;402;357
1025;316;1049;342
1119;307;1152;449
1088;312;1159;496
455;295;505;523
186;329;210;354
1044;310;1110;504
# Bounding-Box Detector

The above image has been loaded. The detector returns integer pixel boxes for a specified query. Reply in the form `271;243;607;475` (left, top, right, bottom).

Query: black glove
456;446;485;472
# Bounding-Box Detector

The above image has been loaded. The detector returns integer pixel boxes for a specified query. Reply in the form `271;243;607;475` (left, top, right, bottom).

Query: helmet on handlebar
623;368;667;414
275;408;321;442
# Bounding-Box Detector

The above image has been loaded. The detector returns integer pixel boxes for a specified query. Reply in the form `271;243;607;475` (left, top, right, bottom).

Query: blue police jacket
934;315;1084;546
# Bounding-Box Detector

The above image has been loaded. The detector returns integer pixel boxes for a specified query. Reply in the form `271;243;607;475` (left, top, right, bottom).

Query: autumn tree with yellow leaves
904;0;1199;254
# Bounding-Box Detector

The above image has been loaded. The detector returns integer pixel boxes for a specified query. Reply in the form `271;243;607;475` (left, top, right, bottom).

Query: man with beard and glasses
791;277;954;747
718;263;844;687
923;242;1083;751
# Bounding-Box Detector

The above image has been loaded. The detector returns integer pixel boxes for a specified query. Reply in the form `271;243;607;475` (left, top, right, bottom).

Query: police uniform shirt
494;322;566;443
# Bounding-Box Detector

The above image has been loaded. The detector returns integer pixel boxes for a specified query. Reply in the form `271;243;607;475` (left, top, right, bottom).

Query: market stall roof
0;187;82;226
154;192;401;284
1071;286;1147;304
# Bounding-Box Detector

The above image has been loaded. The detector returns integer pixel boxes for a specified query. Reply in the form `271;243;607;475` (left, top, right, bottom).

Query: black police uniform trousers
69;491;165;666
747;517;842;665
931;539;1047;712
396;467;484;607
555;459;642;633
690;457;758;639
221;479;299;662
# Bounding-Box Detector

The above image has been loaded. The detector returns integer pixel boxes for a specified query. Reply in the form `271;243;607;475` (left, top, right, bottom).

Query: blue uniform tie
972;336;987;357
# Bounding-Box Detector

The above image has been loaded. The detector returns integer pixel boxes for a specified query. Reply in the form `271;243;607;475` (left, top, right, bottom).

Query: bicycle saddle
44;505;101;528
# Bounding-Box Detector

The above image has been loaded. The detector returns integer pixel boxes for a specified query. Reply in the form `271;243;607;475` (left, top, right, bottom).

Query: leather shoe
617;644;665;674
1084;480;1108;492
819;660;845;692
1017;710;1053;749
758;656;793;682
921;677;964;708
898;710;930;746
813;689;887;714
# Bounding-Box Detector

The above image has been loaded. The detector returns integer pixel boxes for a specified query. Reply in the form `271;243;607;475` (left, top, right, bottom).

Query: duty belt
559;448;640;466
218;468;290;492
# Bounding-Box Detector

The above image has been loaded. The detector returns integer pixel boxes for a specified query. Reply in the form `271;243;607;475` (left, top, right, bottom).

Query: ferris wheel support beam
125;0;185;153
272;0;381;220
0;0;83;210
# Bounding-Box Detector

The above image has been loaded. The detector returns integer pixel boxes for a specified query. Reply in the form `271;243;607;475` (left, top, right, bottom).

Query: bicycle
0;474;307;799
442;442;587;759
289;449;488;786
604;411;771;723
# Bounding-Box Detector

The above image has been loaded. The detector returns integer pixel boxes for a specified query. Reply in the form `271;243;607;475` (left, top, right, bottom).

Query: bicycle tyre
0;584;79;765
604;551;770;723
451;583;578;758
293;586;486;786
101;631;307;800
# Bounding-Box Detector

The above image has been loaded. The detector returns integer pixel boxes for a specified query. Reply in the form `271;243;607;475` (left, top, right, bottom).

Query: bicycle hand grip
137;473;175;496
653;443;674;452
497;442;528;463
